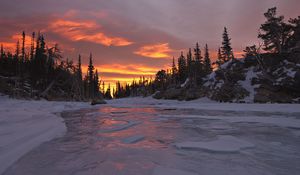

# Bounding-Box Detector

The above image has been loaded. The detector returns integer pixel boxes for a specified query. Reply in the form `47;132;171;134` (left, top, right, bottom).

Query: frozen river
3;105;300;175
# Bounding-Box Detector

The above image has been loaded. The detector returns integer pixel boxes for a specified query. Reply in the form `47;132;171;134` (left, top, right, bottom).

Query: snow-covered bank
0;96;90;174
107;97;300;113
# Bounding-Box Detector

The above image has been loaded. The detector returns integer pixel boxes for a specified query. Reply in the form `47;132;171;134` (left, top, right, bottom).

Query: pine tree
102;81;105;95
194;42;202;64
204;44;212;74
15;40;20;59
194;43;203;84
105;83;112;99
88;53;95;98
77;54;83;81
221;27;234;61
30;32;35;60
178;52;187;83
35;31;40;60
258;7;292;53
21;31;25;63
94;69;100;96
0;44;4;60
15;40;20;76
216;47;223;68
288;16;300;52
187;48;192;78
171;56;177;83
76;54;83;99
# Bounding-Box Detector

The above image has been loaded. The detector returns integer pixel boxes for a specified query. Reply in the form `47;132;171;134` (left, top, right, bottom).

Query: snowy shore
107;97;300;113
0;95;91;174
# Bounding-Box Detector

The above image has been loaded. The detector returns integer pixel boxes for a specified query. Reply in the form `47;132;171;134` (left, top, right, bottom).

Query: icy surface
122;135;145;144
98;120;141;133
176;135;255;153
152;167;198;175
2;97;300;175
160;114;300;129
0;96;90;174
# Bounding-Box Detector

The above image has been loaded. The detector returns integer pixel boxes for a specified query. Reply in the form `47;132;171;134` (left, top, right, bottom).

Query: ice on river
1;96;300;175
176;135;255;153
152;166;198;175
122;135;145;144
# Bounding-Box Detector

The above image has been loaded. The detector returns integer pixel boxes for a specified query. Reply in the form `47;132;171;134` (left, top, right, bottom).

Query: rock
91;99;107;105
254;88;272;103
163;88;183;100
152;91;163;99
184;88;202;101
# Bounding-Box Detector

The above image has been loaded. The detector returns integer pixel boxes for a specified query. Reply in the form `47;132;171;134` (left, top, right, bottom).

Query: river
3;105;300;175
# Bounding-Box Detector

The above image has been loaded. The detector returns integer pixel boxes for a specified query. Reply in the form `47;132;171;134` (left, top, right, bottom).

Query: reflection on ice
98;120;141;133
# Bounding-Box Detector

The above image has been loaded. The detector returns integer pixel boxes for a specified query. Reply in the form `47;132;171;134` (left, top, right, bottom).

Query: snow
176;135;255;153
238;67;258;103
220;59;233;69
284;67;296;78
181;78;190;88
0;96;90;174
108;97;300;113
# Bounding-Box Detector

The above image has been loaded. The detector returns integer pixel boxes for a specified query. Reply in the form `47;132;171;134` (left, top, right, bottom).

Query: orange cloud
1;33;71;54
1;34;37;52
49;19;133;47
134;43;173;58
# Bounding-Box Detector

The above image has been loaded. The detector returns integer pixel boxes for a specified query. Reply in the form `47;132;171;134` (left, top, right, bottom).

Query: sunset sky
0;0;299;88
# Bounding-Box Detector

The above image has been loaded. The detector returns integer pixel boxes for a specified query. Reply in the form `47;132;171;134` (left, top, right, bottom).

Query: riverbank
0;95;91;174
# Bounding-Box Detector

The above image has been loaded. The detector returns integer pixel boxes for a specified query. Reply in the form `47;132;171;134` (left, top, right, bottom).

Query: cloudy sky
0;0;299;86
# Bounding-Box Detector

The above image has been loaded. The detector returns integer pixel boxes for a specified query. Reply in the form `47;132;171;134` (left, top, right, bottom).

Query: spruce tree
187;48;192;77
76;54;83;98
15;40;20;59
0;44;4;60
177;52;187;83
258;7;292;53
21;31;25;63
102;81;105;95
221;27;234;62
288;16;300;52
105;83;112;99
88;53;95;98
77;54;83;81
30;32;35;60
15;40;20;76
94;69;100;96
171;56;177;83
204;44;212;74
194;43;203;84
216;47;223;68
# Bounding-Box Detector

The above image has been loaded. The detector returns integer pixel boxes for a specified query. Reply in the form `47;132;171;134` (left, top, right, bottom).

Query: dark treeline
113;7;300;101
0;32;106;100
113;26;233;97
